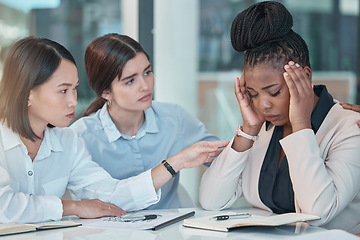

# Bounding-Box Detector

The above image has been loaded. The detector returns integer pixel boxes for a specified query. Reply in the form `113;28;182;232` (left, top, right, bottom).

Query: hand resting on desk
62;199;126;219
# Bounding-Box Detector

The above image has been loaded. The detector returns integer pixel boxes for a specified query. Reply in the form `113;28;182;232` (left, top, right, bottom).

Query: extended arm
151;140;228;191
68;134;228;211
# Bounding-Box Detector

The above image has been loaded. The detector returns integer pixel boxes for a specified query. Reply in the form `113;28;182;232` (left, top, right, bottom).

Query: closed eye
248;92;258;98
270;89;281;97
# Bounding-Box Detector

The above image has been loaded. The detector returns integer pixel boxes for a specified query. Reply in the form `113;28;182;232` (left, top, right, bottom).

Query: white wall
121;0;139;41
154;0;200;206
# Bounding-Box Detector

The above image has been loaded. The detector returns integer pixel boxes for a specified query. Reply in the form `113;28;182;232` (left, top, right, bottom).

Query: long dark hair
0;36;76;141
83;33;149;116
230;1;310;69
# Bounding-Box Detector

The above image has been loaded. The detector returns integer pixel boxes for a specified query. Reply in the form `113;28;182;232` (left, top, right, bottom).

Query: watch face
235;126;241;135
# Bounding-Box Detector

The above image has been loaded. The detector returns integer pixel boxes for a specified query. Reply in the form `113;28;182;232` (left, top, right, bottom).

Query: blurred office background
0;0;358;206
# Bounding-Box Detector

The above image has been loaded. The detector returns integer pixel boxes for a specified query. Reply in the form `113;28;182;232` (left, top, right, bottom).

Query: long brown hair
0;36;76;141
83;33;148;116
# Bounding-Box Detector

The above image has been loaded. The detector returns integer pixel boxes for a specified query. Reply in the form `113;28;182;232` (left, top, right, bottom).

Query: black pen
210;212;251;221
152;211;195;231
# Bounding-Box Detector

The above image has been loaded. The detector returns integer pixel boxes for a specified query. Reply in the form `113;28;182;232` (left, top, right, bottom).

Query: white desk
1;208;357;240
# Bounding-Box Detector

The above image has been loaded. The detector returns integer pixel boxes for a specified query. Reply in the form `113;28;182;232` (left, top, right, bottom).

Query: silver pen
210;212;251;221
120;214;159;222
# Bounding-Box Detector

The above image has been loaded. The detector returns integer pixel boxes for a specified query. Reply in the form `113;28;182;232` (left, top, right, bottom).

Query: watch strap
162;160;177;177
235;125;259;141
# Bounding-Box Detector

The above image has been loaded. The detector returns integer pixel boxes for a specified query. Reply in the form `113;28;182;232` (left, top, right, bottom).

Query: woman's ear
101;89;111;102
28;90;34;107
304;66;312;80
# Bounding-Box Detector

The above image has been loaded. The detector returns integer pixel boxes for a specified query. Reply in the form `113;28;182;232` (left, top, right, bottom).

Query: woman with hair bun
199;1;360;232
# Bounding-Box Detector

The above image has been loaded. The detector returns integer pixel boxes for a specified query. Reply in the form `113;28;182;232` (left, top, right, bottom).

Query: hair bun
231;1;293;52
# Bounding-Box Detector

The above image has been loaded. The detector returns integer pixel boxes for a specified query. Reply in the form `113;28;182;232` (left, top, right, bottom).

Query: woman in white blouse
0;36;227;223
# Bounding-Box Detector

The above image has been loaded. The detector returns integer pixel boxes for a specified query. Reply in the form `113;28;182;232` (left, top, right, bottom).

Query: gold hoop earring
107;100;111;106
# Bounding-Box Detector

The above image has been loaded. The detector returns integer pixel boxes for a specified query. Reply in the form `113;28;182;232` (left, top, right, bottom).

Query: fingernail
284;72;289;77
289;61;294;65
284;65;290;69
295;63;300;67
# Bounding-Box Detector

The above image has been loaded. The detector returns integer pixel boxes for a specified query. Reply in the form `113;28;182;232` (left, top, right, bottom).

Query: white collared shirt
0;123;160;223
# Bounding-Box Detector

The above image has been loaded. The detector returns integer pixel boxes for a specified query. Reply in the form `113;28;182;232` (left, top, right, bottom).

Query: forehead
122;52;149;75
244;63;285;87
38;59;78;89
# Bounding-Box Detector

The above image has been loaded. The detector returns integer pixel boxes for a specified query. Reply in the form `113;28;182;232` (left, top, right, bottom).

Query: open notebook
183;212;320;232
0;220;81;236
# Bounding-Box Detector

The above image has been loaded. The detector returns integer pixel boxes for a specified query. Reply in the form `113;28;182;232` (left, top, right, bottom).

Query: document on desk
82;210;195;231
183;212;320;232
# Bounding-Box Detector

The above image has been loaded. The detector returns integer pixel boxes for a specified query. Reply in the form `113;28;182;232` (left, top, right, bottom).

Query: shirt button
28;171;33;176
